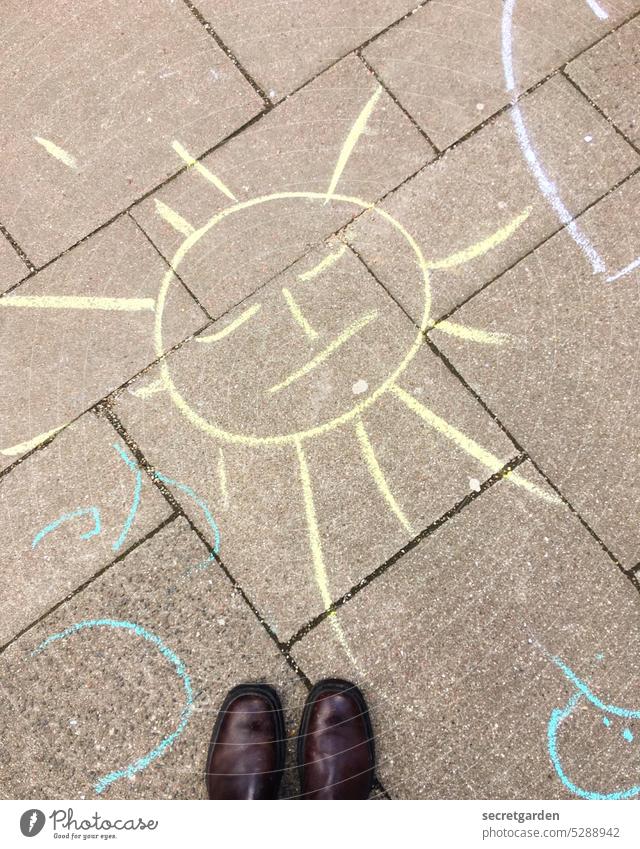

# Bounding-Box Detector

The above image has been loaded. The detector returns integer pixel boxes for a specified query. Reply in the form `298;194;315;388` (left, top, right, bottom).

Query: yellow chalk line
1;425;64;457
426;207;532;270
34;136;77;169
295;439;352;654
298;245;347;282
132;377;167;399
197;303;261;344
429;320;510;346
0;295;155;312
268;310;378;394
154;199;195;237
325;85;382;203
355;417;414;533
391;384;560;504
282;288;318;340
218;447;229;507
172;140;237;201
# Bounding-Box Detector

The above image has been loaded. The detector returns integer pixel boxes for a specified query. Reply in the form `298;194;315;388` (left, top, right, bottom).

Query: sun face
154;192;431;446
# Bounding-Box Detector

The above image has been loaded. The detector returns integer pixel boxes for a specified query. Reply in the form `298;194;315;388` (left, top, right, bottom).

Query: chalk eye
622;728;634;743
602;716;611;728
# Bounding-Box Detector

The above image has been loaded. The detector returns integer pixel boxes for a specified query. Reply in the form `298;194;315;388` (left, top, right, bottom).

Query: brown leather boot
206;683;285;799
297;678;375;799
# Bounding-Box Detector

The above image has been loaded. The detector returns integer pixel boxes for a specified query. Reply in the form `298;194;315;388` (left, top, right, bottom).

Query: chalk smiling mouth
267;310;379;394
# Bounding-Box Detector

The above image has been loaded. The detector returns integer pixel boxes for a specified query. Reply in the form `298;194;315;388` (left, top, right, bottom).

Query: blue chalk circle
32;619;194;794
547;653;640;799
32;507;101;549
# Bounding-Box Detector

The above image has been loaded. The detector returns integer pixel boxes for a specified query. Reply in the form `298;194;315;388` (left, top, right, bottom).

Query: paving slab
0;233;28;294
432;171;640;569
363;0;640;150
567;17;640;148
0;517;306;799
0;0;263;266
130;55;434;318
196;0;420;98
0;215;206;469
0;413;171;647
345;75;639;322
292;462;640;799
112;237;538;639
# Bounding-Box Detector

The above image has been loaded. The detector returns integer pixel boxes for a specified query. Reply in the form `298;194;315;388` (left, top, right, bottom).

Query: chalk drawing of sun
3;84;558;654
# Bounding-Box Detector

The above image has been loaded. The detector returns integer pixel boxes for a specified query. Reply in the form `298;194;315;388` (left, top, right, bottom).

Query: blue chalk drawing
547;654;640;799
32;507;101;549
31;443;220;571
32;619;194;794
153;471;221;570
112;443;143;552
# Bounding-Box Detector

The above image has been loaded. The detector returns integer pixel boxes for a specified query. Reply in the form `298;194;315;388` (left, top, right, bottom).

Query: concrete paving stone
432;171;640;569
130;55;434;318
0;215;207;470
196;0;420;98
363;0;640;150
0;412;171;647
0;517;307;799
113;237;526;639
0;233;28;294
292;462;640;799
566;17;640;148
0;0;263;266
345;75;639;322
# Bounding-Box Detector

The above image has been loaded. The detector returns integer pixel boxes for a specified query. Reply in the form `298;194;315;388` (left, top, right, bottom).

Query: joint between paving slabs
561;69;640;158
0;220;35;275
286;454;527;649
127;211;215;323
356;53;440;154
426;338;640;594
180;0;273;107
434;158;640;329
95;403;314;689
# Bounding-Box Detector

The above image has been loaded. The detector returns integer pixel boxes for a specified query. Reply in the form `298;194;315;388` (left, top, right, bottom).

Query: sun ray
172;140;238;201
282;287;318;340
298;245;347;282
355;417;414;533
391;384;561;504
131;377;167;399
325;85;383;203
268;310;378;394
218;446;229;508
34;136;78;169
1;425;65;457
154;199;195;237
426;207;532;270
295;439;353;656
0;295;155;312
428;320;510;346
197;303;261;343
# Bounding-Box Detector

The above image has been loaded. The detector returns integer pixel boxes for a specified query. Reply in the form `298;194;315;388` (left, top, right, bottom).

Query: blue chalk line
547;654;640;800
112;444;143;552
32;507;101;549
32;619;193;794
153;471;221;568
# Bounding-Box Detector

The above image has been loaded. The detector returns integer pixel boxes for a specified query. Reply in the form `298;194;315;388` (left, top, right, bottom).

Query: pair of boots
206;678;375;799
